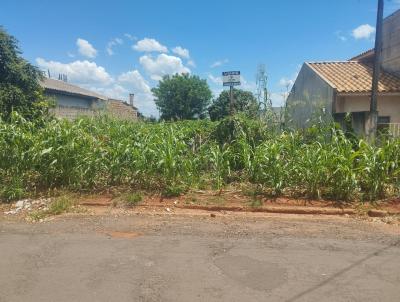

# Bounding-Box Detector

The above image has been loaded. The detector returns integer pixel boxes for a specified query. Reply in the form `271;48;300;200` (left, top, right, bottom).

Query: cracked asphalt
0;212;399;302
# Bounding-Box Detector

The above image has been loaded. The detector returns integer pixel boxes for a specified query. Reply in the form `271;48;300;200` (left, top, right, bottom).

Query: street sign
222;71;241;86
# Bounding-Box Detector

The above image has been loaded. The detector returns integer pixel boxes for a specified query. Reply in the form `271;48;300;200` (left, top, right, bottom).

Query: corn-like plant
208;143;231;190
1;113;400;202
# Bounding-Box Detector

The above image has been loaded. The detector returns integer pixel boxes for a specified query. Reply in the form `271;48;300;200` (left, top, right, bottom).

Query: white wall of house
335;95;400;123
286;64;335;127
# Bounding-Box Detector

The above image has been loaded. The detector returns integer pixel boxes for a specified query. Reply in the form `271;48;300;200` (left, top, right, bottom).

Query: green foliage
0;176;25;202
212;114;269;146
0;115;399;203
162;185;185;198
0;27;51;121
152;74;212;120
29;195;74;221
47;196;74;215
208;89;259;121
124;192;143;207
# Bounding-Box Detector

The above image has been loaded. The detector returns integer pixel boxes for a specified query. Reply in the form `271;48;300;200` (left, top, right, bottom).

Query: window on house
378;116;391;124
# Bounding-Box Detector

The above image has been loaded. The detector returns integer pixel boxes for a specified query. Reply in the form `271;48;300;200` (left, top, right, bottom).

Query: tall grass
1;112;399;202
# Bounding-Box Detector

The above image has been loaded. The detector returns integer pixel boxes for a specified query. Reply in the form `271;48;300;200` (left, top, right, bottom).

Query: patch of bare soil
80;195;113;206
74;190;400;217
381;197;400;212
2;191;399;226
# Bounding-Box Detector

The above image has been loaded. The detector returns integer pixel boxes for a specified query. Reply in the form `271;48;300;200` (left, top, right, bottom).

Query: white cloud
352;24;375;40
90;84;128;100
208;74;222;85
106;37;123;56
187;60;196;67
139;54;190;81
279;78;294;88
133;92;158;117
118;70;151;94
211;88;224;98
36;58;113;85
67;52;75;58
124;33;137;41
172;46;190;59
133;38;168;53
210;59;228;68
279;65;301;91
76;38;97;58
240;76;257;92
335;30;347;42
270;92;286;107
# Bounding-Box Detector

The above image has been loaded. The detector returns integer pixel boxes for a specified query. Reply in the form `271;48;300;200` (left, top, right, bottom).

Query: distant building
107;94;138;121
287;9;400;136
40;78;138;121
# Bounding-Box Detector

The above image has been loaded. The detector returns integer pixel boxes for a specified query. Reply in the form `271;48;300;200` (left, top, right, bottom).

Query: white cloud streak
210;59;229;68
106;37;123;56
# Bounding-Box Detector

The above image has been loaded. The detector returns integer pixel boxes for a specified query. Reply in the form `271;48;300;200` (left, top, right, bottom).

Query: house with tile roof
41;78;138;121
286;10;400;136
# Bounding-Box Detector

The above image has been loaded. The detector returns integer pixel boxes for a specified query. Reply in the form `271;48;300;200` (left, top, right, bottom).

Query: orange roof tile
307;61;400;94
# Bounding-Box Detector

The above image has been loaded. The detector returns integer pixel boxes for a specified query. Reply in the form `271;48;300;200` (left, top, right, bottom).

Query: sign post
222;71;241;115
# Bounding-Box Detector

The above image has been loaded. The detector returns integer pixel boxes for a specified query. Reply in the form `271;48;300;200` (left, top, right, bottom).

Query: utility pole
369;0;384;140
229;85;234;115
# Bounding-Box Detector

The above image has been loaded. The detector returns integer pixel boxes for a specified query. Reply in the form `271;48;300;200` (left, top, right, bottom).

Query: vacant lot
0;212;399;302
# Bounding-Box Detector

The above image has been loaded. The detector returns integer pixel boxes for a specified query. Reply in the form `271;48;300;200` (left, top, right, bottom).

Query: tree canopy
0;27;49;121
208;89;259;121
152;74;212;120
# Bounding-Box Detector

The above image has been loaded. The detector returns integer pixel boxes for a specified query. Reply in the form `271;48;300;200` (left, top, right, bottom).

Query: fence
378;123;400;137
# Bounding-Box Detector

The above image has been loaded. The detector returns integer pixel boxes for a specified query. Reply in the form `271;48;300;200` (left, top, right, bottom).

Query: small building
41;78;138;121
286;9;400;136
107;94;138;121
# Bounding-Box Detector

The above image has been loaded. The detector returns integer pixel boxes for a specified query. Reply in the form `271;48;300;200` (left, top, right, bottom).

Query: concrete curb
175;205;356;216
78;202;400;217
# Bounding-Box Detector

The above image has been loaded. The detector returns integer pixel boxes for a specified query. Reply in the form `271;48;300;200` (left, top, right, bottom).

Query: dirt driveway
0;212;399;302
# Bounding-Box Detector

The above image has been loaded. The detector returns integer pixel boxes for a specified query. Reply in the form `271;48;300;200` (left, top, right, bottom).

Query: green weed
124;192;143;207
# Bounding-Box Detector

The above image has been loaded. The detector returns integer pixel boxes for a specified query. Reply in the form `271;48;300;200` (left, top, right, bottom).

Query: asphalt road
0;213;399;302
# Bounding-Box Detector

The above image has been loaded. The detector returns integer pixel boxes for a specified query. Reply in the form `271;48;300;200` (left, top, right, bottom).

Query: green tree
208;89;259;121
152;74;212;120
0;27;50;121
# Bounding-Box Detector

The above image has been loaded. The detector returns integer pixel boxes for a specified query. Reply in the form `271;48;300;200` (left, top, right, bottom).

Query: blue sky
2;0;400;116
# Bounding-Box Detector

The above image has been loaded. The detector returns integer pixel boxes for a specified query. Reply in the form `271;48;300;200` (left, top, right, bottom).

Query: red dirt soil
76;191;400;216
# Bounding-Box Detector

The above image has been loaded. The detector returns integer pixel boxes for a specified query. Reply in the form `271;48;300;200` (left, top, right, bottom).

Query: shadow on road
285;239;400;302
